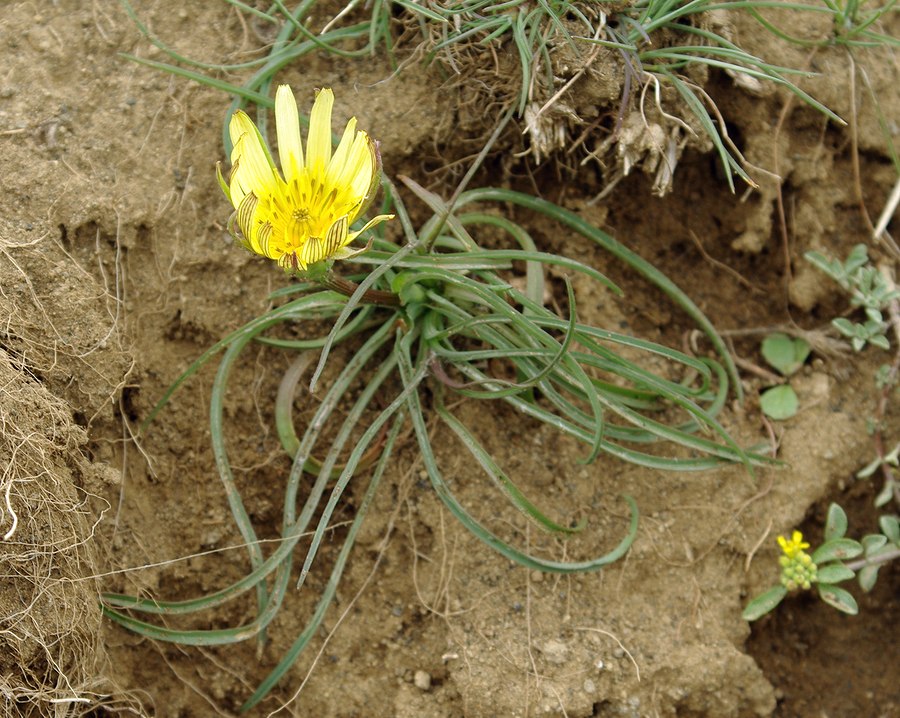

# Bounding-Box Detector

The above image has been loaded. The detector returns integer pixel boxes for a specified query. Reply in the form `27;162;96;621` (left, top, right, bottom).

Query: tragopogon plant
103;86;764;710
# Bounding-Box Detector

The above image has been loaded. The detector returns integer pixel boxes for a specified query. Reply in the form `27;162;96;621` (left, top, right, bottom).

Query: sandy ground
1;1;898;716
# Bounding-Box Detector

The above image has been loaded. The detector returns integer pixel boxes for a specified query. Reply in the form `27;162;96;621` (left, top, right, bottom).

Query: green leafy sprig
806;243;900;352
743;503;900;621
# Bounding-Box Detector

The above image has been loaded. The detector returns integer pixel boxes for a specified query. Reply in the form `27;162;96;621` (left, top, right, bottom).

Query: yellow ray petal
227;114;251;209
298;216;349;269
324;215;350;255
347;214;394;245
351;147;376;202
228;111;247;154
326;117;358;187
345;140;380;222
336;131;374;202
275;85;304;182
229;110;277;173
236;192;259;249
256;221;275;259
356;139;382;218
306;88;334;174
230;113;279;198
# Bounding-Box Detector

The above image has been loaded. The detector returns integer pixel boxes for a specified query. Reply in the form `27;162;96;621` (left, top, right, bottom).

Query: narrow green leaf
742;586;787;621
121;54;273;106
812;538;864;563
824;502;848;540
436;397;585;535
241;410;409;711
456;188;744;402
858;564;880;592
815;563;854;584
880;515;900;545
816;583;859;615
397;331;639;573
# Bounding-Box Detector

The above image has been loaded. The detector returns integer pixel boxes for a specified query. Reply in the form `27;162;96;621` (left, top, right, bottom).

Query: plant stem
845;546;900;571
322;272;400;306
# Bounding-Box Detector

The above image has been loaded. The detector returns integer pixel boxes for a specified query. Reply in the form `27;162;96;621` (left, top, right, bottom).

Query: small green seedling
759;333;810;420
806;244;900;352
761;332;811;375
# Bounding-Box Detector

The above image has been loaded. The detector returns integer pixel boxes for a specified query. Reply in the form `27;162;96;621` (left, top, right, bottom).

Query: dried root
0;351;140;716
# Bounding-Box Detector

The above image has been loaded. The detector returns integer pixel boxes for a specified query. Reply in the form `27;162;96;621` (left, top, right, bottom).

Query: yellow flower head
777;530;817;591
777;530;810;559
219;85;393;272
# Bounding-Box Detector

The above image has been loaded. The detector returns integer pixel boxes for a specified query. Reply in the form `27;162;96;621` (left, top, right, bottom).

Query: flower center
287;207;313;247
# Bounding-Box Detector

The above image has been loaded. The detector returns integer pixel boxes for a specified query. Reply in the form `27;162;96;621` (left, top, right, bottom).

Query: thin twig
573;626;640;681
687;230;763;294
744;518;774;572
772;47;820;292
872;263;900;506
873;174;900;245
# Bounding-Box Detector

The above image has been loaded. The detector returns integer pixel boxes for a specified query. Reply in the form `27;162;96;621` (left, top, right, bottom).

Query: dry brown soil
1;2;898;717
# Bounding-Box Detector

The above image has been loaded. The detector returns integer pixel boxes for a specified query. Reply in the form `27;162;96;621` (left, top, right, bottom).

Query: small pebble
413;670;432;691
542;639;569;665
583;679;596;693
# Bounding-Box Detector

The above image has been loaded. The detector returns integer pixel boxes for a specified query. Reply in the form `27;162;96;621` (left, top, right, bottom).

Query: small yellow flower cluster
777;530;817;591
